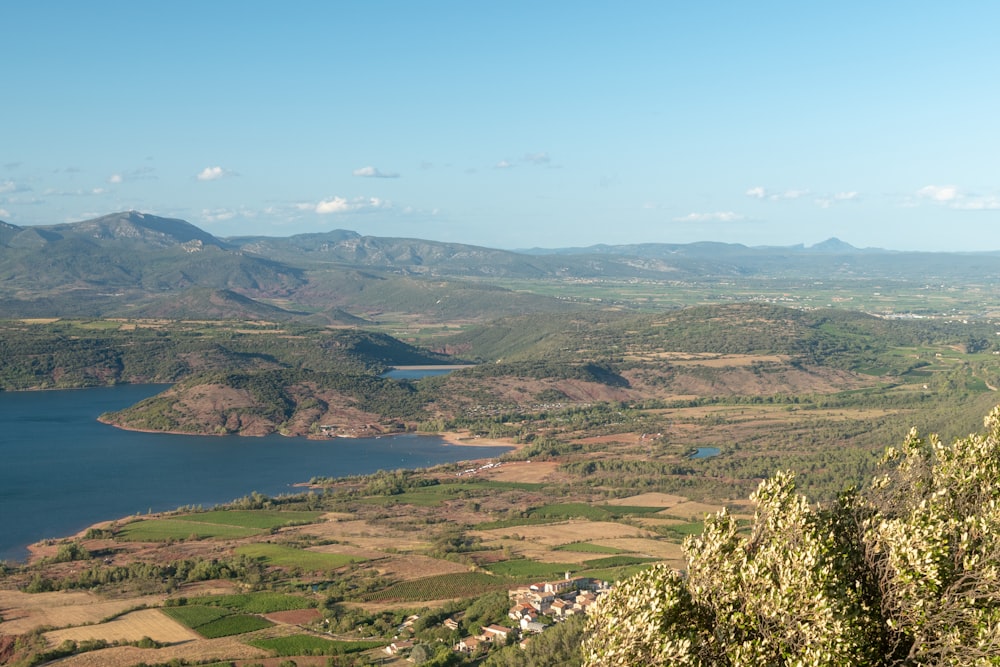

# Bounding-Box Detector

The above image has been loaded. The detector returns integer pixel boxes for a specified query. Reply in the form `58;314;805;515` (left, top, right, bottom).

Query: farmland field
553;542;625;554
178;509;324;529
250;634;388;656
235;543;359;570
44;608;199;644
186;592;315;614
362;572;510;602
484;559;580;579
194;613;273;638
114;518;260;542
161;604;230;629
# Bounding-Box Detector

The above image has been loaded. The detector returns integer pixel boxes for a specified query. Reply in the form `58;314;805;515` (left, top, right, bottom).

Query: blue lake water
0;384;510;562
691;447;721;459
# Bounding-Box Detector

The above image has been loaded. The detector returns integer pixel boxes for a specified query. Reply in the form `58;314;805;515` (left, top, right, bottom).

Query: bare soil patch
45;608;199;645
46;635;270;667
0;590;167;634
480;461;561;484
659;501;725;520
263;608;322;625
297;519;430;553
605;492;689;508
372;554;472;581
474;520;651;549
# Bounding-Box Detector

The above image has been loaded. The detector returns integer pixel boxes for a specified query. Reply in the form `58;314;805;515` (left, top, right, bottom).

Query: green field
235;543;359;570
114;509;324;542
161;605;230;628
161;604;273;638
187;592;315;614
180;509;324;529
115;518;260;542
526;502;663;521
484;559;579;579
195;614;273;638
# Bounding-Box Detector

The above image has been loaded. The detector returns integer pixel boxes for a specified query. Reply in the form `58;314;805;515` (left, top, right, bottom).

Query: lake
0;384;510;562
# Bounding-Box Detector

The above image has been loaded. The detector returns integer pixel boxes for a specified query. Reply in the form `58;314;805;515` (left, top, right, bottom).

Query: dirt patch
372;554;472;581
605;492;689;508
296;518;431;553
45;608;199;645
481;461;561;484
658;501;725;520
263;608;322;625
0;590;168;634
45;635;270;667
474;520;651;548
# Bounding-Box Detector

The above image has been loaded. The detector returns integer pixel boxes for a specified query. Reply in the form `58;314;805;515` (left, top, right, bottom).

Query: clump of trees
584;405;1000;666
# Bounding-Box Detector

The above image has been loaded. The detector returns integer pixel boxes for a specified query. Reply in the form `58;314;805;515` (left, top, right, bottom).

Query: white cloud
917;184;960;202
201;208;237;222
314;196;389;214
745;186;809;201
815;191;860;208
913;185;1000;210
107;167;157;184
353;166;399;178
495;160;512;169
0;208;10;218
197;166;232;181
673;211;745;223
952;196;1000;210
0;179;31;194
522;152;551;165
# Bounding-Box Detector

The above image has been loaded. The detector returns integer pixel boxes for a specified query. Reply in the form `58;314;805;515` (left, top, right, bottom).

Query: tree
584;405;1000;666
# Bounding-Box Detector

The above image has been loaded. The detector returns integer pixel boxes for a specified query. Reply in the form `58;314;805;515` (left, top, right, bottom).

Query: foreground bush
585;406;1000;666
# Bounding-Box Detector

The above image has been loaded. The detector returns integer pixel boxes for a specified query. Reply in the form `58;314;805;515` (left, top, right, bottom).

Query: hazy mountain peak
67;211;227;249
808;237;858;252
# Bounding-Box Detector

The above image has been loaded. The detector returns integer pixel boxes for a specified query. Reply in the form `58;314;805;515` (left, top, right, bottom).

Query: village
383;574;610;660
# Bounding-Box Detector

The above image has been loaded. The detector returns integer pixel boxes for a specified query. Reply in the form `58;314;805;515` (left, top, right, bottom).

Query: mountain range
2;211;999;321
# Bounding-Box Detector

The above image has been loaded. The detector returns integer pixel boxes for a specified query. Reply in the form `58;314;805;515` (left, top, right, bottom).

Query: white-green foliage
584;406;1000;666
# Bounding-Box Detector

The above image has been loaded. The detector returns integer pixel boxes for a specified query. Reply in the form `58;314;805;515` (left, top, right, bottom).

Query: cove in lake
0;384;511;563
691;447;721;459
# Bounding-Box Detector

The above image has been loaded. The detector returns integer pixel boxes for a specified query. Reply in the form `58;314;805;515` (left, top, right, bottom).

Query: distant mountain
5;211;1000;321
1;211;227;250
122;288;303;321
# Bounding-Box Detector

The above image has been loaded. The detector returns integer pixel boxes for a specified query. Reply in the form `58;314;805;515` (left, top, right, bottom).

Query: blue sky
3;2;998;251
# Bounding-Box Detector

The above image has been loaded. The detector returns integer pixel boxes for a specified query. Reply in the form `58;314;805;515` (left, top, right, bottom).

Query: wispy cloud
0;208;11;218
951;196;1000;210
745;186;809;200
673;211;746;223
816;191;860;208
353;166;399;179
917;184;960;202
494;160;513;169
108;167;157;184
314;196;389;214
197;166;233;181
522;152;551;165
46;187;108;197
0;180;30;194
915;184;999;210
200;208;238;222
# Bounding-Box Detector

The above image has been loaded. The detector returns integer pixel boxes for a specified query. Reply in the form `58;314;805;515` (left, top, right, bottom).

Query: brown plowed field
0;590;167;634
45;608;199;645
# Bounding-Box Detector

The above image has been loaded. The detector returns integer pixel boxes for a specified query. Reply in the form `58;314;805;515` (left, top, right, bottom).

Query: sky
2;2;999;251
